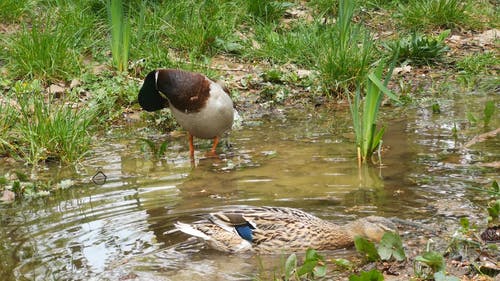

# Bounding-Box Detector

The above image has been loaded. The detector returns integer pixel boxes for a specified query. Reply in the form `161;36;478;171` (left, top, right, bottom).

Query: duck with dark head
138;69;234;158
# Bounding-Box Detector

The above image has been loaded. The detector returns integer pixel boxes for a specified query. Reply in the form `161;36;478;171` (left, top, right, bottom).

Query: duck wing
156;69;211;113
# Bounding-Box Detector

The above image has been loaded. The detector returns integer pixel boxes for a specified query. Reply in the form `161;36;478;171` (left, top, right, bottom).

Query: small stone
394;65;412;75
46;84;66;97
1;189;15;202
69;79;82;89
297;69;312;79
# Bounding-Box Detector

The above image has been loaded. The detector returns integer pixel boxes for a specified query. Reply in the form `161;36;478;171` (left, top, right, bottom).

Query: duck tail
173;222;211;240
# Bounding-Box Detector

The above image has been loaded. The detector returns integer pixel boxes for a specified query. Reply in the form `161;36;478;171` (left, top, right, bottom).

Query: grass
397;0;471;30
246;0;294;24
457;52;499;75
318;0;376;94
0;0;30;23
7;21;82;82
0;98;18;155
13;93;98;165
0;80;101;165
456;52;500;89
248;21;324;66
162;1;242;57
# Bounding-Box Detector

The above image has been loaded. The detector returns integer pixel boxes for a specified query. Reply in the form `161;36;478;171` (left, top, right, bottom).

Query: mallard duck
170;206;396;253
138;69;234;157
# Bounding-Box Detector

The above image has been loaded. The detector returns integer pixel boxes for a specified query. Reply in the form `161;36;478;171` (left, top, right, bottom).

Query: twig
463;127;500;149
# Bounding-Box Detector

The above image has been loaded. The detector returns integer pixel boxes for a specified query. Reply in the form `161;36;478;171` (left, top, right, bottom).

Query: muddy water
0;93;498;281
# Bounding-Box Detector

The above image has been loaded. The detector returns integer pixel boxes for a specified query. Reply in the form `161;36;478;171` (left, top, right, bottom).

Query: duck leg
189;133;195;158
208;136;219;157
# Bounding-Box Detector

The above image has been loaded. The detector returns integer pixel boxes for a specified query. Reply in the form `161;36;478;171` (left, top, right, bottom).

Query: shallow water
0;92;498;280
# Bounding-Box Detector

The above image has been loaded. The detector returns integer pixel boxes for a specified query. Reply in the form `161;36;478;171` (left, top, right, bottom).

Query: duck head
138;70;167;112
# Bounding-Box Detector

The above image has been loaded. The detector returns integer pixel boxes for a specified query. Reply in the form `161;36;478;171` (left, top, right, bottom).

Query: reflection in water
0;97;498;280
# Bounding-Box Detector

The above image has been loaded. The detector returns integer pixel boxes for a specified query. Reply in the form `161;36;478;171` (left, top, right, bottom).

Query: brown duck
171;206;397;253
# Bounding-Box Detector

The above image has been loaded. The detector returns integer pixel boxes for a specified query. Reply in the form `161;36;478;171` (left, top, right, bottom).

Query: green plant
7;21;82;82
398;0;470;30
307;0;338;17
487;199;500;224
354;236;380;262
249;21;324;66
457;53;500;89
143;109;179;133
108;0;131;72
354;232;406;262
77;71;139;115
319;0;376;94
246;0;294;23
457;53;499;75
0;0;30;22
481;181;500;224
466;100;496;127
0;99;18;155
349;65;400;164
349;269;384;281
385;30;450;66
283;248;327;280
377;232;406;261
13;93;98;165
414;242;459;281
140;138;169;161
164;1;242;57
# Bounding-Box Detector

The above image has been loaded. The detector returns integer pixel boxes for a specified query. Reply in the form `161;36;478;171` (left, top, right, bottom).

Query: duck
138;69;234;158
169;206;397;253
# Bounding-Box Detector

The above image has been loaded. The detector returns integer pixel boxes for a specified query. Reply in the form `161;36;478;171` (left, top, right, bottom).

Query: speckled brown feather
173;206;396;253
156;69;211;113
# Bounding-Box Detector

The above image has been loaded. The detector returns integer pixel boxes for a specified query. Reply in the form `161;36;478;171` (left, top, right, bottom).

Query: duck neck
312;223;355;250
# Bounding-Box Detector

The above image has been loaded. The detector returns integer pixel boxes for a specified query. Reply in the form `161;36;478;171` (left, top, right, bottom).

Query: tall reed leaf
108;0;130;72
349;64;400;164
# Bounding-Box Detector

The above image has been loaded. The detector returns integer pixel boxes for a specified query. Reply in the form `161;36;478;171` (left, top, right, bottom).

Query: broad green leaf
415;251;445;272
492;180;499;193
377;232;406;261
349;269;384;281
333;258;353;269
354;236;380;262
313;264;327;277
432;103;441;114
434;271;460;281
284;253;297;280
297;260;317;276
487;200;500;218
305;248;321;261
